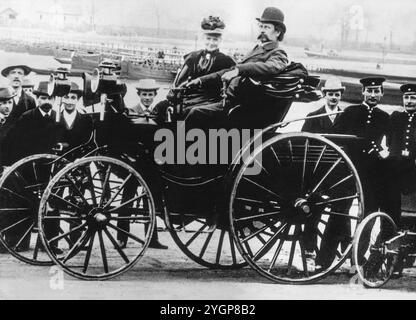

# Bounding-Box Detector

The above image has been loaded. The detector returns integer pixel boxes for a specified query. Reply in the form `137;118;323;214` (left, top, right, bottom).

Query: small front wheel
353;212;398;288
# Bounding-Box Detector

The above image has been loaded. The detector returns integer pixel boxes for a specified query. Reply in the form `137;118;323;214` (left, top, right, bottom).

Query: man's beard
257;33;270;43
405;104;416;112
40;103;53;112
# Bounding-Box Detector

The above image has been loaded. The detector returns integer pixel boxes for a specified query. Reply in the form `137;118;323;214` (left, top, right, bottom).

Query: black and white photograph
0;0;415;302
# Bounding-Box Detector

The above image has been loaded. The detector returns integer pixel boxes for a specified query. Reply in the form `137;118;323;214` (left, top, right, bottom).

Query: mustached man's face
7;68;25;89
404;94;416;113
325;91;342;109
363;86;383;107
62;92;80;113
37;95;55;112
257;22;280;43
0;99;14;118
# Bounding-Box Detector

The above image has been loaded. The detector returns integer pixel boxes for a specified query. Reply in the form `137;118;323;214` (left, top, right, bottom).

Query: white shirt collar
139;101;154;112
13;88;22;104
325;104;339;122
63;109;77;127
38;108;52;117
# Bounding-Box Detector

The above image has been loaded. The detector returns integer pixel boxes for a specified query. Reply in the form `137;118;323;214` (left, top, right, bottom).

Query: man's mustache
257;33;270;41
40;103;53;111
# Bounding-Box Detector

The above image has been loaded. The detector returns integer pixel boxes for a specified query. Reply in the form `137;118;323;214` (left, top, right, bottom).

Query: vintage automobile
0;62;365;283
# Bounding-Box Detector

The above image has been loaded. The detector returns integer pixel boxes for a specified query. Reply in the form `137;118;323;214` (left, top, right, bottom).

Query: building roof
0;8;18;16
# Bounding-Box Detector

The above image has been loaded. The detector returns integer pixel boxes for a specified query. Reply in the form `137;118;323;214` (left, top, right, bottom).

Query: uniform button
367;121;370;124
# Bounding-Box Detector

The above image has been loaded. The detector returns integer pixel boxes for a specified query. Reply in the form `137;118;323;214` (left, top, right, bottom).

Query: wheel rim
0;154;61;265
38;156;155;280
167;213;246;269
229;133;364;283
353;212;397;288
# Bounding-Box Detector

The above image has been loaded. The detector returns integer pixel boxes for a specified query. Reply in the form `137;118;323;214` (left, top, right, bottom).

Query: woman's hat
201;16;225;35
256;7;286;33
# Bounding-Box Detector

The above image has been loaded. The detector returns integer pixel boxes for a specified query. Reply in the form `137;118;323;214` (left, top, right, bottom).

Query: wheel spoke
33;232;41;260
48;222;87;244
64;174;89;206
103;227;130;264
315;194;359;206
326;211;359;220
0;216;31;233
185;223;208;247
241;219;283;243
199;232;214;258
50;193;81;210
235;197;265;204
107;223;145;245
32;162;38;182
235;210;284;222
0;208;31;213
98;230;109;273
14;222;35;250
215;230;226;264
85;167;98;206
287;231;297;275
99;165;112;207
103;173;133;209
288;139;293;163
228;232;237;265
318;174;354;195
242;177;284;201
58;227;75;248
82;231;96;274
310;157;343;195
107;192;147;213
312;145;327;174
301;139;309;193
62;231;90;263
268;225;289;272
253;222;288;261
1;187;34;205
297;226;309;277
270;146;281;166
109;216;151;223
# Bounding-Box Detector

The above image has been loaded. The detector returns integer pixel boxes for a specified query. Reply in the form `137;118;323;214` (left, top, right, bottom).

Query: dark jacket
332;103;390;155
58;112;93;148
13;91;36;118
199;41;289;88
2;108;62;165
176;49;236;107
302;105;341;133
387;111;416;159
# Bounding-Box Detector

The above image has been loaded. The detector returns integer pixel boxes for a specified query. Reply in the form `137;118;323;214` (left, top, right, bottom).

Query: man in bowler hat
185;7;289;129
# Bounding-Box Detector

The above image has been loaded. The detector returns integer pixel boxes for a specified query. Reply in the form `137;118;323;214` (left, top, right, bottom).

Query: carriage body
0;71;370;283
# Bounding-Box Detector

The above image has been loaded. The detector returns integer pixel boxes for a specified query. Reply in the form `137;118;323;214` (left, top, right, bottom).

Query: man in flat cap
22;78;35;99
1;65;36;118
185;7;289;129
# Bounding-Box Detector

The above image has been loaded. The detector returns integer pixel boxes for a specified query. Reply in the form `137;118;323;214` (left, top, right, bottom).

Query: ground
1;231;416;300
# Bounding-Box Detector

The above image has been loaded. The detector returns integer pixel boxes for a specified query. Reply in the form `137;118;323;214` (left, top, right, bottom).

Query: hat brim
0;93;17;101
256;18;286;33
322;87;345;93
136;87;159;91
201;29;223;35
70;89;83;97
32;90;52;97
1;65;32;77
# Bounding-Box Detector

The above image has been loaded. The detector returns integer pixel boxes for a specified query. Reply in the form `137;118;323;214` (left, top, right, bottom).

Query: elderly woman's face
204;34;222;52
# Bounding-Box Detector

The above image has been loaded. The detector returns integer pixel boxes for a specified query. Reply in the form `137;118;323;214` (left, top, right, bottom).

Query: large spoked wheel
229;132;364;284
353;212;398;288
167;213;246;269
38;156;156;280
0;154;62;265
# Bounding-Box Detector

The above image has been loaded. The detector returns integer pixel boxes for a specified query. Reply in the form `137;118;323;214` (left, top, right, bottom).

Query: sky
1;0;416;44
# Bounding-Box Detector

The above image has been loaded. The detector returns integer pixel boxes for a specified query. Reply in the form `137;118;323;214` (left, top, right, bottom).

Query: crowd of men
0;6;416;269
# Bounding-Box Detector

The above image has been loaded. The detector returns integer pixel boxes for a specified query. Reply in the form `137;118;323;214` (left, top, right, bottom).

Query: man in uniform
1;65;36;118
185;7;289;129
384;83;416;226
333;77;390;215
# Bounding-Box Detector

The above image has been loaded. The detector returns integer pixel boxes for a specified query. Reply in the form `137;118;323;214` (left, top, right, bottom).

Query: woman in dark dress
167;16;236;117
